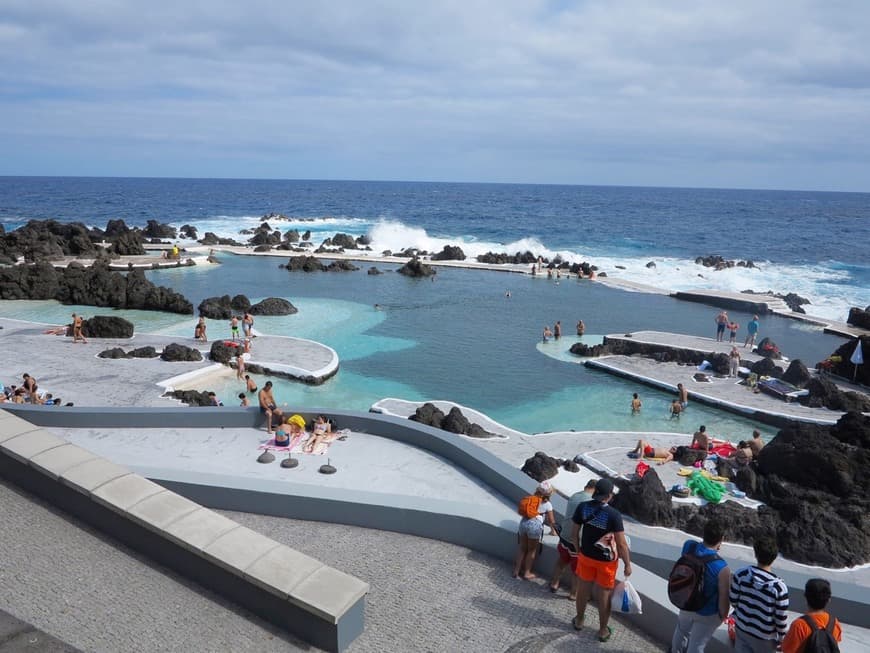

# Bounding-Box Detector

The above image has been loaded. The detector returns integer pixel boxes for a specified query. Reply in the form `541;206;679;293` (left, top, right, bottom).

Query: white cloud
0;1;869;189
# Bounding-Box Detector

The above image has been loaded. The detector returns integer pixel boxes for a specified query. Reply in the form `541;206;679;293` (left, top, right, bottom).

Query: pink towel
258;433;304;452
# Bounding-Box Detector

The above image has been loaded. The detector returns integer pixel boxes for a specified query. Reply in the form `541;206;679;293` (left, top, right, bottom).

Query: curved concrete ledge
584;357;840;427
5;405;869;645
0;410;368;652
371;397;516;439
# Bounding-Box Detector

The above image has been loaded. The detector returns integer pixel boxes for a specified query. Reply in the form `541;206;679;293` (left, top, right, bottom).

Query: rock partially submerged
848;306;870;330
82;315;134;339
397;257;436;278
249;297;297;315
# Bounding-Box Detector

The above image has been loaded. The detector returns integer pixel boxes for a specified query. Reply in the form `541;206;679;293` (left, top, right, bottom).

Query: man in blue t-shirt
744;315;760;349
670;520;731;653
569;478;631;643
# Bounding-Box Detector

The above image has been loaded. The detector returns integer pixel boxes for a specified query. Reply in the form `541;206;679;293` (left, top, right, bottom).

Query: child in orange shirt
782;578;842;653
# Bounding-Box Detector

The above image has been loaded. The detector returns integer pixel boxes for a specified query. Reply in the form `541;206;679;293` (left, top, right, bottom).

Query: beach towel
258;432;305;452
301;428;350;455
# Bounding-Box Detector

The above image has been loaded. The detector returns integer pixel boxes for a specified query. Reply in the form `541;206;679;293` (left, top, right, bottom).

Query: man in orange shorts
569;478;632;643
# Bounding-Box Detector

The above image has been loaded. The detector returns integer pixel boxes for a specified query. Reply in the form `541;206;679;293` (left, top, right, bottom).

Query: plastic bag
610;579;643;615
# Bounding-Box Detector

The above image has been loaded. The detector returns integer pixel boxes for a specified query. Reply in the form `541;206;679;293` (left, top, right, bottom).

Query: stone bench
0;409;368;652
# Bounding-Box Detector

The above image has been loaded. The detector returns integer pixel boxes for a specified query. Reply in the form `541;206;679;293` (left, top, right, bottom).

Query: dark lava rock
563;460;580;473
325;260;359;272
142;220;177;240
282;255;326;272
476;251;537;265
781;359;812;388
0;219;100;262
521;451;560;483
161;343;203;362
164;389;214;406
397;258;436;277
847;306;870;330
709;352;731;376
613;469;675;526
198;295;234;319
128;346;158;358
230;295;251;311
98;347;128;359
645;261;656;268
301;230;311;241
799;377;870;412
331;233;358;249
408;402;446;428
368;267;383;275
179;224;198;240
782;293;810;313
209;340;239;364
750;356;783;378
249;297;297;315
108;231;146;256
819;337;869;386
431;245;466;261
82;315;134;338
284;229;300;243
756;337;782;359
569;342;608;357
200;232;220;246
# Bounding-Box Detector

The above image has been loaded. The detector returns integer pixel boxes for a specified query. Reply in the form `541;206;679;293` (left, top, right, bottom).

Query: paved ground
0;479;661;653
0;609;80;652
0;318;336;406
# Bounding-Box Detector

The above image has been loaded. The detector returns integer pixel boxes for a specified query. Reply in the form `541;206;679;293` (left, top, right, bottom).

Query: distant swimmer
543;325;553;342
576;320;585;336
554;321;561;339
670;399;683;419
245;374;257;393
631;393;642;413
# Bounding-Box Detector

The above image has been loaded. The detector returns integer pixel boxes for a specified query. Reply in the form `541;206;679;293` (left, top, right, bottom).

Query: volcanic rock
179;224;198;240
128;346;159;358
397;258;436;277
330;233;358;249
108;231;146;256
799;377;870;412
755;337;782;359
163;389;214;406
282;256;326;272
408;402;446;429
209;340;239;364
82;316;134;339
569;342;608;357
198;295;234;319
645;261;656;268
98;347;128;359
781;359;812;388
476;251;537;265
249;297;297;315
521;452;560;483
612;469;675;526
368;267;383;275
229;295;250;311
750;357;783;378
847;306;870;330
142;220;177;240
200;232;219;246
160;343;203;362
432;245;466;261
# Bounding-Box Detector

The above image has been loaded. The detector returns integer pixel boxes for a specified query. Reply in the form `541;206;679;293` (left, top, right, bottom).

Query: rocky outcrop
160;343;203;362
279;256;359;272
408;403;492;438
231;295;251;311
179;224;198;240
329;233;358;249
476;251;538;265
209;340;241;364
142;220;177;240
98;345;159;359
781;359;811;388
755;337;782;359
82;316;134;339
368;267;383;275
608;412;870;567
521;452;561;483
248;223;282;247
197;295;235;319
98;347;127;359
750;356;783;378
799;377;870;412
397;258;436;278
0;220;99;262
249;297;297;315
598;336;729;371
0;262;193;314
848;306;870;330
695;255;756;270
569;342;609;357
431;245;466;261
107;231;146;256
199;232;243;247
742;289;811;313
817;336;869;386
163;389;216;406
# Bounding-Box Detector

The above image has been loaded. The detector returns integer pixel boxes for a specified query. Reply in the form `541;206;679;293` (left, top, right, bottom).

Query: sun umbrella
850;339;864;381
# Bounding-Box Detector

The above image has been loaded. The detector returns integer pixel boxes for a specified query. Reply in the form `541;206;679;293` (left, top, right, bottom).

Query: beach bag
517;495;541;519
611;579;643;615
800;615;839;653
667;541;720;611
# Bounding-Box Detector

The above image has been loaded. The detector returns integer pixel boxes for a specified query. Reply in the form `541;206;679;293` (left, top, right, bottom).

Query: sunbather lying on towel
628;439;676;464
303;414;335;454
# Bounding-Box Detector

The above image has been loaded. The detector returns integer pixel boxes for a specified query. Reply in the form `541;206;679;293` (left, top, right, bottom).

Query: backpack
518;495;541;519
667;541;720;611
800;615;839;653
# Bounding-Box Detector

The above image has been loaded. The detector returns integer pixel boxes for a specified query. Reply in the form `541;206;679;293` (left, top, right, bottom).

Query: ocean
0;176;867;438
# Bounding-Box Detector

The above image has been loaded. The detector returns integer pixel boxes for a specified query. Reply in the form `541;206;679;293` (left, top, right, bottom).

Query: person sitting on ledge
692;425;710;451
628;439;676;464
258;381;283;434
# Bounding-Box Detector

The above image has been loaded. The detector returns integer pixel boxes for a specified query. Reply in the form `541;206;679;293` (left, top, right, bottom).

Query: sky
1;1;869;191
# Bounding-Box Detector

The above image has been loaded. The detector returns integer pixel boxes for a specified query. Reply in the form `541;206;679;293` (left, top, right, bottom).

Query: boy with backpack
669;520;731;653
782;578;842;653
729;536;789;652
512;481;557;580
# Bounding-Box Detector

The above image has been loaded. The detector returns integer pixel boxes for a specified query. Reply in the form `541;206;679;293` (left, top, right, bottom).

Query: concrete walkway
606;330;767;361
585;354;865;426
0;318;337;406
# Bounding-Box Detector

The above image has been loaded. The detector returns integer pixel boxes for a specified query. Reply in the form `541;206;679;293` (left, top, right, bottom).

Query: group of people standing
715;310;760;349
194;312;255;343
516;479;843;652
